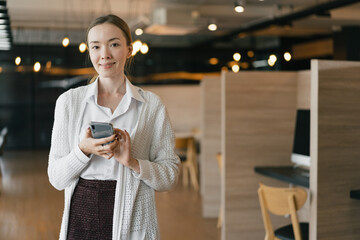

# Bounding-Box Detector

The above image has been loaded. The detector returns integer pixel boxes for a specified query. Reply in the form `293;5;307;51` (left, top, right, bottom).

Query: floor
0;150;220;240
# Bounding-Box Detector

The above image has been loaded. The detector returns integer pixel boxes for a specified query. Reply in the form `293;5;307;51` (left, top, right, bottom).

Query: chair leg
188;161;199;191
182;163;189;187
217;205;223;228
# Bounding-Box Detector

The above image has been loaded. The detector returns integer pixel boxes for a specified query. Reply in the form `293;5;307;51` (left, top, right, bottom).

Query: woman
48;14;180;240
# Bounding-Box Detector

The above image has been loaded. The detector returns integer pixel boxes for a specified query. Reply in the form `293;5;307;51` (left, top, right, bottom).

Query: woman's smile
100;62;116;69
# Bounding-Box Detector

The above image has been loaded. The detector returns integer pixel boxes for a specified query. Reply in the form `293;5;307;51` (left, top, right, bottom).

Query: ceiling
6;0;360;48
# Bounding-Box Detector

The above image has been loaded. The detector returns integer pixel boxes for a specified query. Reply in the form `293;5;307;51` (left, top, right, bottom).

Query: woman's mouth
100;62;115;69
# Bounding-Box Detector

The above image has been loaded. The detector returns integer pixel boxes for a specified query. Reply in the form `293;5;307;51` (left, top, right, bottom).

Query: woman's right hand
78;127;118;159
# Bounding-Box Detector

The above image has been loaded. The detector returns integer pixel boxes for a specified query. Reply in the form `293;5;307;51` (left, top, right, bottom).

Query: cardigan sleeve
132;102;180;192
48;93;90;191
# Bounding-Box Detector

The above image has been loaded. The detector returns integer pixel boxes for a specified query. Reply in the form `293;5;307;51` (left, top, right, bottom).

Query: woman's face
87;23;132;80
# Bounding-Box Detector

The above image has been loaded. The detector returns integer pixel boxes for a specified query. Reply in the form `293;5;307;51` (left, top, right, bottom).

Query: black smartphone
89;121;114;145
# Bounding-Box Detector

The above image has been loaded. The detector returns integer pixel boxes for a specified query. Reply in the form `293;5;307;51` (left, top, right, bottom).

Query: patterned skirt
67;177;117;240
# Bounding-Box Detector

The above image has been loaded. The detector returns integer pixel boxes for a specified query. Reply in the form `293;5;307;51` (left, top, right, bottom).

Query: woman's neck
98;75;126;95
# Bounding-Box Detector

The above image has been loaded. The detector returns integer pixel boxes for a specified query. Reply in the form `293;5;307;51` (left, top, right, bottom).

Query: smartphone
89;121;114;145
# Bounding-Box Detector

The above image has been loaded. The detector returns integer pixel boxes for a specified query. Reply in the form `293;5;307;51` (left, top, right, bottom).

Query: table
350;190;360;199
254;166;309;188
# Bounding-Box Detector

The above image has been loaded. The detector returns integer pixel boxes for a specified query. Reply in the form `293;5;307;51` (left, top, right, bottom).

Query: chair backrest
258;182;307;240
175;137;195;158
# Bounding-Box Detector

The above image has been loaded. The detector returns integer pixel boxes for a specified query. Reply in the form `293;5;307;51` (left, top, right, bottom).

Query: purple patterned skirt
67;177;117;240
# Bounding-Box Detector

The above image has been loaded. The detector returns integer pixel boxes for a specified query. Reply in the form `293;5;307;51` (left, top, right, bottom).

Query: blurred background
1;0;360;150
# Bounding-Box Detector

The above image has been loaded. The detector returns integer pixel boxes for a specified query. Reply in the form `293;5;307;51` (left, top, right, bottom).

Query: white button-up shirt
76;77;144;180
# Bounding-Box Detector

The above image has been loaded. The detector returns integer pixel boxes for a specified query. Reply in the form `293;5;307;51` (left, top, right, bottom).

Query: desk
254;166;309;188
350;190;360;200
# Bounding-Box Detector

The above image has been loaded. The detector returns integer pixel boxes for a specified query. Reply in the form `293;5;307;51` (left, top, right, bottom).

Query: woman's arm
47;93;90;190
133;104;180;192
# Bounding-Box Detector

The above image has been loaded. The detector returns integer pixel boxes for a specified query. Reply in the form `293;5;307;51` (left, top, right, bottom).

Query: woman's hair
86;14;133;84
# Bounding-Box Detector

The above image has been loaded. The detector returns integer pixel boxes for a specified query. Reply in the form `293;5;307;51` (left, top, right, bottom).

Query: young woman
48;14;180;240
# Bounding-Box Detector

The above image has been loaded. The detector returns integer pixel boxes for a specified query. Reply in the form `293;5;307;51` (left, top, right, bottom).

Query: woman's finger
95;134;117;145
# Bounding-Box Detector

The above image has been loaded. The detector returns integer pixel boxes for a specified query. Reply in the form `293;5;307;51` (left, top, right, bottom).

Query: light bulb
233;53;241;61
135;28;143;36
284;52;292;61
79;42;87;53
208;23;217;31
62;37;70;47
34;62;41;72
15;56;21;65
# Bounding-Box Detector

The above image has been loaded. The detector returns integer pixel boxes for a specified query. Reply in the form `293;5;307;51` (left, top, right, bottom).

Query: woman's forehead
88;23;126;42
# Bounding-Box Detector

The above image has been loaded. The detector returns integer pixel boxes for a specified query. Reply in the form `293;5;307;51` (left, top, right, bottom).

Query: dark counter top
254;166;309;188
350;190;360;199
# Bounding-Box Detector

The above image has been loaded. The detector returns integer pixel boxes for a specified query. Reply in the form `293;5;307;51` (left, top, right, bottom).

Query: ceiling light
208;23;217;31
135;28;143;36
15;56;21;66
209;58;219;65
232;64;240;73
233;53;241;61
234;0;245;13
268;54;277;67
79;42;87;53
140;43;149;54
132;40;142;56
284;52;291;61
33;62;41;72
247;50;254;58
46;61;52;70
62;37;69;47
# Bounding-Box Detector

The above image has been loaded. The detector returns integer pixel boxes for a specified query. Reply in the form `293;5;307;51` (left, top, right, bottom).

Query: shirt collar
84;76;145;104
125;77;145;103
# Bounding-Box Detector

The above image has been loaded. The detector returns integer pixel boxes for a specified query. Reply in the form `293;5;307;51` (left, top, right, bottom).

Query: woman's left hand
113;128;140;173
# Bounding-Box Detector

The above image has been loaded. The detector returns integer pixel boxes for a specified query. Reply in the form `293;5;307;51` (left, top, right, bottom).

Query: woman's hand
78;127;118;159
113;128;140;173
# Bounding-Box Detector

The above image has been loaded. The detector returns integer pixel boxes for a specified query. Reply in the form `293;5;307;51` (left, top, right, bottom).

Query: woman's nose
101;47;111;59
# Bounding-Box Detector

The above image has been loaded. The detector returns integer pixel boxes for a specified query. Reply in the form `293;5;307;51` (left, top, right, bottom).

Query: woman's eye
111;43;119;47
91;46;99;49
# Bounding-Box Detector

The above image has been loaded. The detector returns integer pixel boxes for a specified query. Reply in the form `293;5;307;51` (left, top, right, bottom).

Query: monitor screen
291;109;310;168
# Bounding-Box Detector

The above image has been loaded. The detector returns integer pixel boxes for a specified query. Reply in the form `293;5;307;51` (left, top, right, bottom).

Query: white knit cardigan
48;83;180;240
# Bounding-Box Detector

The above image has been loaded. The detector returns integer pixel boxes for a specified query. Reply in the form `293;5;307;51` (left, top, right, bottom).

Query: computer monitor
291;109;310;168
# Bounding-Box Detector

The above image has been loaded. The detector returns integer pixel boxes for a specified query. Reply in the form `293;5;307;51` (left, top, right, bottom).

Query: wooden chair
258;183;309;240
175;136;199;191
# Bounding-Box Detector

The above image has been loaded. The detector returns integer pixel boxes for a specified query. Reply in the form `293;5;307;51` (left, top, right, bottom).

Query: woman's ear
127;45;133;59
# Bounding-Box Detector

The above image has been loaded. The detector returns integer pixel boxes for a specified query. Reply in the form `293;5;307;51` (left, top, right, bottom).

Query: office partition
221;71;299;239
200;76;222;217
310;59;360;240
